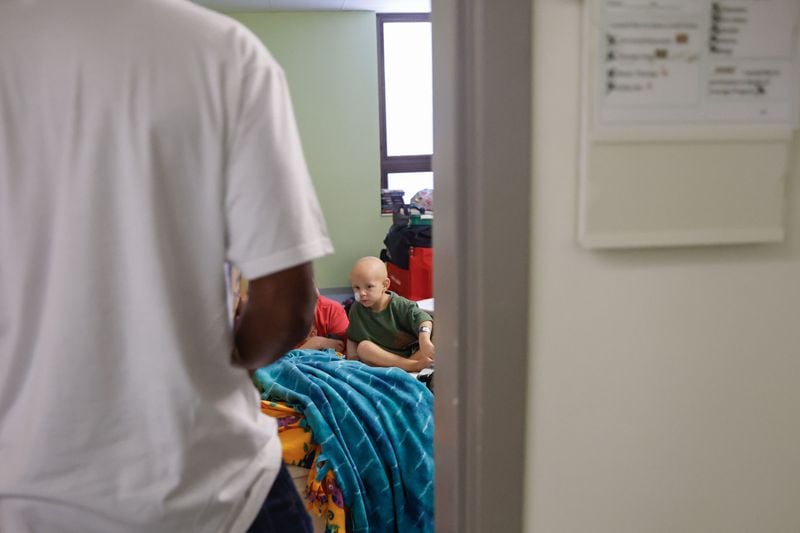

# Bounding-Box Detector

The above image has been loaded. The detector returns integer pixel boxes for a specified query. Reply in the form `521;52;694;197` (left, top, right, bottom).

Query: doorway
432;1;533;531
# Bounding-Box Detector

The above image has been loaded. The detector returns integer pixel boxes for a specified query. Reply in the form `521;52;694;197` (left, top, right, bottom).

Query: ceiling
193;0;430;13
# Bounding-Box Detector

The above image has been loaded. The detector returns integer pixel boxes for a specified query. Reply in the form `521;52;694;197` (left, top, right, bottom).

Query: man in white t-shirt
0;1;333;531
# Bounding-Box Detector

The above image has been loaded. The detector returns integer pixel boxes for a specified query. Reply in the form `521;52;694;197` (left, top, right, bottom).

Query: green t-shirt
346;291;433;357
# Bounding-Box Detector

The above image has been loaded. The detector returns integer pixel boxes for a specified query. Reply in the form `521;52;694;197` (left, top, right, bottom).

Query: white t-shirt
0;1;333;531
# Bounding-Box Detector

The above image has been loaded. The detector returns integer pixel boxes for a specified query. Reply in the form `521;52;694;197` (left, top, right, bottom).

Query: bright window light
383;22;433;157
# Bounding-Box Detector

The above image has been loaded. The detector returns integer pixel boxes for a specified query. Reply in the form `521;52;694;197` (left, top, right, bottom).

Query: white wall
526;1;800;532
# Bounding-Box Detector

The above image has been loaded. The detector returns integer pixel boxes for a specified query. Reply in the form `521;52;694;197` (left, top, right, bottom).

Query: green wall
228;12;388;288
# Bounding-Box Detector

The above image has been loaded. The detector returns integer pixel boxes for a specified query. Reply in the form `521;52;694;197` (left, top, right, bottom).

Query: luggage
381;205;433;301
382;205;431;269
387;247;433;301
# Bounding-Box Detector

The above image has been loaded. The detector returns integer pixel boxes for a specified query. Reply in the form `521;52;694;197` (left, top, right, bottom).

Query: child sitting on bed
297;288;349;352
346;256;434;372
236;283;348;353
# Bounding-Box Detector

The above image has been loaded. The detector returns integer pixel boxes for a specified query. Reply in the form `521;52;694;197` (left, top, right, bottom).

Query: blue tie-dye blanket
253;350;434;533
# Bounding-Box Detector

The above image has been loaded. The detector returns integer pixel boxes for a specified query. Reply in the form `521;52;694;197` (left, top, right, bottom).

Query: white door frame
432;1;533;531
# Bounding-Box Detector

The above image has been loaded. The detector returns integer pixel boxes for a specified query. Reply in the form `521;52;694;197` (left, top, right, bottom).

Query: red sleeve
314;295;349;340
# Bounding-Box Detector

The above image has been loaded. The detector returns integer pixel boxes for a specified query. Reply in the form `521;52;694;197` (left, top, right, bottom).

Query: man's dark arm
232;262;316;370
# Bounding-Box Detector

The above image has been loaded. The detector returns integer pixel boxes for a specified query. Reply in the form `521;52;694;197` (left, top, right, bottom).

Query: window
377;13;433;210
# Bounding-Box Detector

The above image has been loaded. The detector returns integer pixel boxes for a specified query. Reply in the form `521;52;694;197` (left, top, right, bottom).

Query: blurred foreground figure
0;1;333;531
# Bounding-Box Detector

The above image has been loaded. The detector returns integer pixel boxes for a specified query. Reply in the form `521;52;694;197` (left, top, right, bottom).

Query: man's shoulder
143;0;278;72
128;0;239;40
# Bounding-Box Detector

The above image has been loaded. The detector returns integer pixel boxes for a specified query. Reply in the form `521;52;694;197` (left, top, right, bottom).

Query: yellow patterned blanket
261;400;347;532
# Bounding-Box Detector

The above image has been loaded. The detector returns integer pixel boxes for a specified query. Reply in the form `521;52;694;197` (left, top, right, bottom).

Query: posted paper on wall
595;0;800;126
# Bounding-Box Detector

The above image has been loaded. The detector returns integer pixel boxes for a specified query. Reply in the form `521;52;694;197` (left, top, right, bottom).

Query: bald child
346;256;434;372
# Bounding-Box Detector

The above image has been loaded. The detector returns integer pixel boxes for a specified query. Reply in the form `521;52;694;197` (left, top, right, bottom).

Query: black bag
380;205;432;270
391;203;425;226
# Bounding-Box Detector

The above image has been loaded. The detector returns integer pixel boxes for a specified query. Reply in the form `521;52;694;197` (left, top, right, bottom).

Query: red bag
387;246;433;301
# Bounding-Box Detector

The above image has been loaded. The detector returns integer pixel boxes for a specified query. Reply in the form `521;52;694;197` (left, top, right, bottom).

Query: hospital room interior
209;2;436;532
187;0;800;531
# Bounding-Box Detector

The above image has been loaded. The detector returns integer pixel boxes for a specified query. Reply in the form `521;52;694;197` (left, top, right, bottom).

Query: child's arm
355;340;433;372
415;320;435;362
299;336;345;352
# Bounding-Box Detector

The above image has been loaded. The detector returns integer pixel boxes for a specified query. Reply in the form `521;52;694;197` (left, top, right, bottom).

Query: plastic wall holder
578;0;799;249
